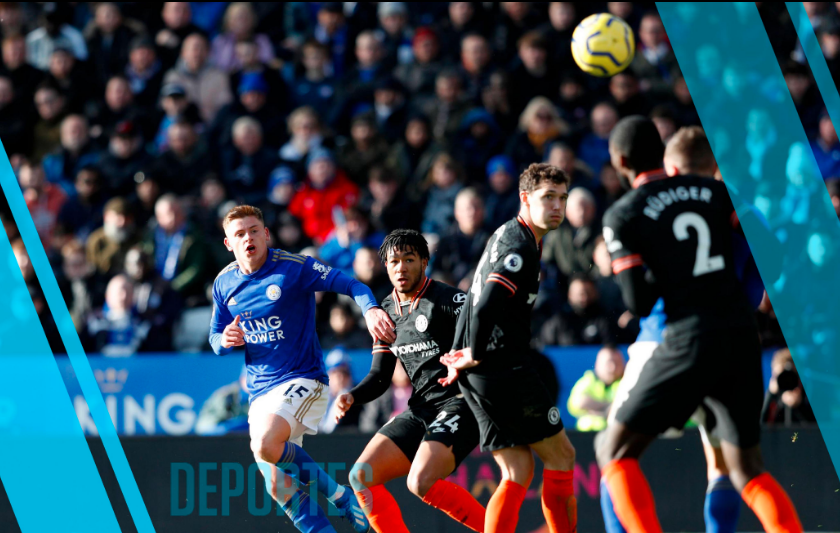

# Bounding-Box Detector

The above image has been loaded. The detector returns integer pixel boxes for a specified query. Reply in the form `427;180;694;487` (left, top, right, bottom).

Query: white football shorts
248;378;328;447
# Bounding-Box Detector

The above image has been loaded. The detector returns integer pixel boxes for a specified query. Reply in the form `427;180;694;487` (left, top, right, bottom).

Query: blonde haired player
210;205;395;533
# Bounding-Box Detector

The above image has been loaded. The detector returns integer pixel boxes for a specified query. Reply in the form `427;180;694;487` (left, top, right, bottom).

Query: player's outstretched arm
299;257;396;342
336;349;398;422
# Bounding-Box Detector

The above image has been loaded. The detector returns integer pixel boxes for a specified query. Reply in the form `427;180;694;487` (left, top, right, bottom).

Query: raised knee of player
406;465;441;498
251;435;285;465
348;461;373;493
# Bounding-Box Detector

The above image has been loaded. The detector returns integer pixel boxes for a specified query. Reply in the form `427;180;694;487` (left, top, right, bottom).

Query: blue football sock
704;475;741;533
278;442;345;502
281;487;336;533
600;477;627;533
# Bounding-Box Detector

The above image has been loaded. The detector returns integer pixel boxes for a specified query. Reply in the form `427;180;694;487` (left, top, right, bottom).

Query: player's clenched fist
334;392;354;423
221;315;246;348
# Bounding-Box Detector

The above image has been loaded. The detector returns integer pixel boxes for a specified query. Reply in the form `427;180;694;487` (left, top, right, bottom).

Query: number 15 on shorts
429;411;460;434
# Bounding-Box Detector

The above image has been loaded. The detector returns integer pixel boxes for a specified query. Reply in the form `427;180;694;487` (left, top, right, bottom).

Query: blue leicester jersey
210;249;377;402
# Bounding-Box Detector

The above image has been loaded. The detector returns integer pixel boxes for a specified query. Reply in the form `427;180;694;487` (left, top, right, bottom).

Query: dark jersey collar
391;276;433;316
633;169;669;188
516;215;542;257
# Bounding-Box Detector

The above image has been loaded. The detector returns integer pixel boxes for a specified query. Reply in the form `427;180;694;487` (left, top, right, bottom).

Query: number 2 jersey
603;171;753;329
452;215;543;376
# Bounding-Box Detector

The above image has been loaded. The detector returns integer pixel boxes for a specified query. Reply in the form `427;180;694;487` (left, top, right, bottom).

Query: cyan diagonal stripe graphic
0;146;155;531
0;142;120;532
658;2;840;477
786;3;840;163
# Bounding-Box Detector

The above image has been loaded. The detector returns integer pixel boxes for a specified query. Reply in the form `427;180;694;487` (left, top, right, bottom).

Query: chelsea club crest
266;284;282;301
415;314;428;332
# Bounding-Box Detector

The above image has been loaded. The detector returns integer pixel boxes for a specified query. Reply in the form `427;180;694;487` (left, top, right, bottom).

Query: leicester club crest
266;284;282;301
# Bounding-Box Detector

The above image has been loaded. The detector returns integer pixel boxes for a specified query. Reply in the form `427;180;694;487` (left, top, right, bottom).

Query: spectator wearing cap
266;165;297;214
452;108;503;183
219;117;280;204
320;206;385;275
227;38;288;113
45;46;93;113
152;119;211;196
385;115;443;199
458;33;493;103
630;12;680;93
43;114;102;196
152;83;203;154
484;155;521;230
370;75;408;142
98;120;151;197
509;31;561;117
309;2;351;78
557;73;593;129
812;110;840;179
87;197;140;277
506;96;568;172
31;83;68;163
0;76;31;157
211;72;285;151
430;187;490;287
57;166;106;243
320;348;362;434
18;159;67;246
155;2;204;71
421;153;465;236
162;32;232;123
210;2;276;73
85;3;137;87
0;34;46;104
26;3;88;71
361;166;421;233
377;2;413;69
289;148;360;244
288;40;337;119
274;211;312;255
420;69;472;143
124;36;164;110
394;27;444;98
142;194;210;306
338;113;390;184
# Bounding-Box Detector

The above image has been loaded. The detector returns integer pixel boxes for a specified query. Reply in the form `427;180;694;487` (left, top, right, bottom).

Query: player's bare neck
518;210;547;243
397;274;427;302
239;251;268;275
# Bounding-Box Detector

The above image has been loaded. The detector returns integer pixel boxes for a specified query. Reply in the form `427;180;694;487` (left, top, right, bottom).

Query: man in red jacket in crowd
289;147;360;245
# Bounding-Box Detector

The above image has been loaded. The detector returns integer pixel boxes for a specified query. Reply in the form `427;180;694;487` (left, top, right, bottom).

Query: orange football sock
602;459;662;533
542;469;577;533
422;479;486;532
741;473;803;533
486;479;528;533
354;485;410;533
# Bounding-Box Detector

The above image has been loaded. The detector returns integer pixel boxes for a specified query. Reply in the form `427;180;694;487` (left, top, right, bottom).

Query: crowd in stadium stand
0;3;826;430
